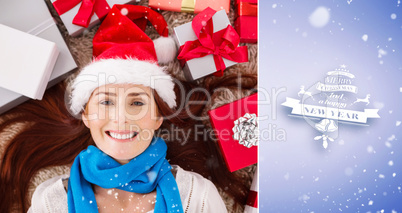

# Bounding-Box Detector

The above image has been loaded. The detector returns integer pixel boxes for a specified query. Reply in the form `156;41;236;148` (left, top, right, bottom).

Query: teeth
109;132;136;140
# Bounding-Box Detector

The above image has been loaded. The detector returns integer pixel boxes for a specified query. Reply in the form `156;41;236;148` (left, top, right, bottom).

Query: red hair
0;73;257;212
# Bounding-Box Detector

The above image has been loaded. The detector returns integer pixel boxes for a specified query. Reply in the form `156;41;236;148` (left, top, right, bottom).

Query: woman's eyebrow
94;92;116;96
94;92;149;97
127;92;150;97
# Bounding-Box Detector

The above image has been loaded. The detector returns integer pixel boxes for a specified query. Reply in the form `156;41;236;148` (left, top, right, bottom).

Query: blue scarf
67;137;183;213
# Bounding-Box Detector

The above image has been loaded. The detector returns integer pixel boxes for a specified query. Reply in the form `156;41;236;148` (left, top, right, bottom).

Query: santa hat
70;5;177;115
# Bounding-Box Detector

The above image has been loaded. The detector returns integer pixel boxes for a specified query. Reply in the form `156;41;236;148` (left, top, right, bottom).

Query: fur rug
0;0;257;212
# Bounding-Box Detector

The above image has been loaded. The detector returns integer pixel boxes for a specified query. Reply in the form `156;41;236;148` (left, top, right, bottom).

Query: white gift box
0;0;77;114
50;0;135;37
173;10;237;81
0;24;59;100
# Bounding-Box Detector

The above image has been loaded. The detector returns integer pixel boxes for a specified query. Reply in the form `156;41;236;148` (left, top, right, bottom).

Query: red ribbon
53;0;110;28
177;7;248;77
238;2;258;17
246;190;258;208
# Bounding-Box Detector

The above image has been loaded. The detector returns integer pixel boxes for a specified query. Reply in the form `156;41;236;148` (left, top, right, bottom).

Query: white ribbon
282;98;380;124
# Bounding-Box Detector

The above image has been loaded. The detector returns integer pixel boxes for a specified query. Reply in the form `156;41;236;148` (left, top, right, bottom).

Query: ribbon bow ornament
53;0;110;28
177;7;248;77
232;113;259;148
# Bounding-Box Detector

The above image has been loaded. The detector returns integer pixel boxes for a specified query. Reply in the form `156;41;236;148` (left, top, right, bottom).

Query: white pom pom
153;36;177;64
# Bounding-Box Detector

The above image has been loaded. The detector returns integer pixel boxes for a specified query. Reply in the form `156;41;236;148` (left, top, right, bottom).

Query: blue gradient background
259;1;402;212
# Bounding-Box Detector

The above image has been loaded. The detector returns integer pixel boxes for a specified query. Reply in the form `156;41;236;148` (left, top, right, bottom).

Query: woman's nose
112;97;129;125
116;107;128;125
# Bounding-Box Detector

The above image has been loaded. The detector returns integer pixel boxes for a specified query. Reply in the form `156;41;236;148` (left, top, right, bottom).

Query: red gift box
235;0;258;43
208;93;258;172
148;0;230;14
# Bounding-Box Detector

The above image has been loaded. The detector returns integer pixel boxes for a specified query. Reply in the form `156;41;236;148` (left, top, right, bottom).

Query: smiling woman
0;4;256;213
33;5;225;213
83;84;163;163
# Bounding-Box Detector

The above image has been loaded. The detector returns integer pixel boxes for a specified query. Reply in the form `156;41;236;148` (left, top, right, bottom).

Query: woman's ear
155;116;163;130
82;112;90;128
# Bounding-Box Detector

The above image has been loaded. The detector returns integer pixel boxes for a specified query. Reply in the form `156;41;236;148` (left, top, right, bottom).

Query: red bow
53;0;110;28
177;8;248;77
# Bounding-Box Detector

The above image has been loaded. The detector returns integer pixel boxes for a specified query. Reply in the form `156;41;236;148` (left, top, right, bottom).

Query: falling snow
261;1;402;212
299;194;311;203
362;34;368;41
385;141;392;148
367;145;375;153
388;135;396;141
120;8;128;16
378;49;387;58
309;7;330;28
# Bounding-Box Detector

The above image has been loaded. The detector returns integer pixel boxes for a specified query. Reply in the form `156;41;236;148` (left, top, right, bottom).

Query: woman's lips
105;130;138;142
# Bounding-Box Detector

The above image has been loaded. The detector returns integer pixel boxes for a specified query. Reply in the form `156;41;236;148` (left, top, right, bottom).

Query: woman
28;81;227;213
0;5;256;213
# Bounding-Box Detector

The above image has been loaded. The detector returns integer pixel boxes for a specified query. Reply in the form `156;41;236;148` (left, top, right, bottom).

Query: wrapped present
208;93;258;172
148;0;230;14
244;167;258;213
235;0;257;43
0;24;59;100
174;8;248;81
0;0;77;114
50;0;136;36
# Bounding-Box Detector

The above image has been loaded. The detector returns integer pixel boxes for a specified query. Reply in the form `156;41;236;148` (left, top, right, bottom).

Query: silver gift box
173;10;237;81
0;0;77;114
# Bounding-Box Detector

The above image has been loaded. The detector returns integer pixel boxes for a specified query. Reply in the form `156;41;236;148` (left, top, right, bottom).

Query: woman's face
82;84;163;164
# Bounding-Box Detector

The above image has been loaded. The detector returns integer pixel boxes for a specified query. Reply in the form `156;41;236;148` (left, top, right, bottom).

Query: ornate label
282;65;380;149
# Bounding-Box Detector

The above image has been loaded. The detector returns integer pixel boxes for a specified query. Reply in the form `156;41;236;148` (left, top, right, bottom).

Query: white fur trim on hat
153;36;177;64
70;58;176;115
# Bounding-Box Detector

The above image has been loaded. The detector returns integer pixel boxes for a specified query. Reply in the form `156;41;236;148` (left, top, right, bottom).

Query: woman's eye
132;101;144;106
100;100;113;105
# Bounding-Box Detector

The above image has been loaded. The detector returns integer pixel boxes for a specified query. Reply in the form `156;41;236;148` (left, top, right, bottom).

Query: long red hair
0;73;257;212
